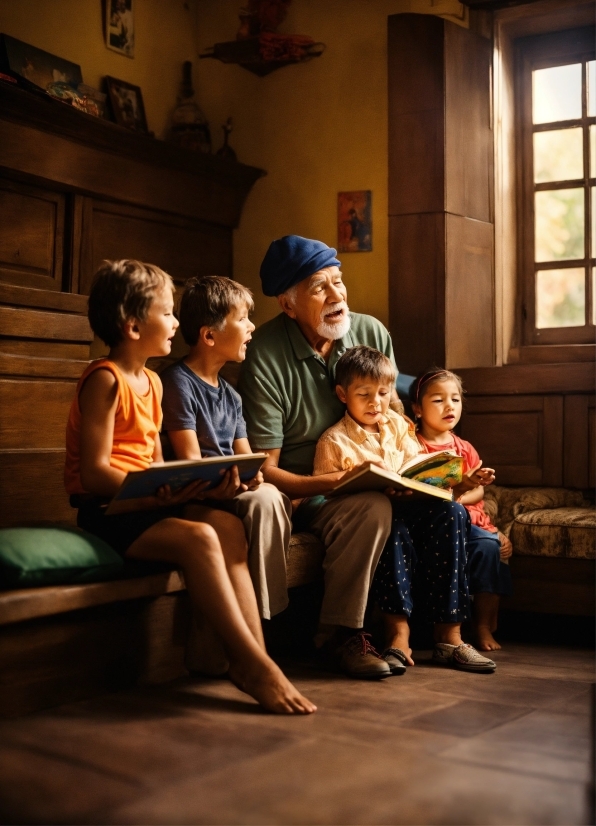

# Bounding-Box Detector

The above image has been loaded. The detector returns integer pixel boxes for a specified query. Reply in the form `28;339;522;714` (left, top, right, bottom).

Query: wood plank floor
0;641;593;825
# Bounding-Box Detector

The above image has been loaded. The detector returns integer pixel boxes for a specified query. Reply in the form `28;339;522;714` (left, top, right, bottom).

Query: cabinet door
0;179;65;291
77;200;232;294
564;395;596;489
460;395;563;486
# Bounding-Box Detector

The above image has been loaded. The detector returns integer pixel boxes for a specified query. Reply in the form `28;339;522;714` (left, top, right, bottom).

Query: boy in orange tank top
64;260;315;715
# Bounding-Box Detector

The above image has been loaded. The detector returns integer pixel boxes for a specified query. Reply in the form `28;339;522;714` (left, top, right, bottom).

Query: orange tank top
64;359;162;495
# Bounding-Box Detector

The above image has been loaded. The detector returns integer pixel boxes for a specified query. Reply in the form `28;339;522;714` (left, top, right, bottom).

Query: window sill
509;344;596;364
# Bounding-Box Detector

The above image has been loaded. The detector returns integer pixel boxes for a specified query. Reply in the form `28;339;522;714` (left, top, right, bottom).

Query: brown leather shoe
335;633;391;680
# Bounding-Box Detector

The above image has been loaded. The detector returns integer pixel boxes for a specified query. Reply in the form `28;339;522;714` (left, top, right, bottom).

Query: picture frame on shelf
105;76;147;133
0;34;82;92
106;0;135;58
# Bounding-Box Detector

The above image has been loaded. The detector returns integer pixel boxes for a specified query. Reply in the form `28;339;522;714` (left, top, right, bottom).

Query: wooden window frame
516;26;595;347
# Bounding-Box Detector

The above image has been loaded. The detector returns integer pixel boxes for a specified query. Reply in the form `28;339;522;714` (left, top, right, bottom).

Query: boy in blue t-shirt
161;276;292;625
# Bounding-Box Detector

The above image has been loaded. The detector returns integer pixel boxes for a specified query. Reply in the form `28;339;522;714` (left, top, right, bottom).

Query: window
517;27;595;346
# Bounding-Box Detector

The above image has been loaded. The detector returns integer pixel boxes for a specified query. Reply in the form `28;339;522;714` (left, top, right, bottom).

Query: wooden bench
0;532;324;718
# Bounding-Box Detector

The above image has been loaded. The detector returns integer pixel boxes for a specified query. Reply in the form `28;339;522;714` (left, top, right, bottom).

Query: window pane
588;60;596;118
591;125;596;177
536;267;585;328
535;188;584;261
533;64;582;124
534;128;583;182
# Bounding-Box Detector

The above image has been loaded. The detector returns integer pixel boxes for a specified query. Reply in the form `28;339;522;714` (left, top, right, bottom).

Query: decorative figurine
216;118;237;163
170;61;211;153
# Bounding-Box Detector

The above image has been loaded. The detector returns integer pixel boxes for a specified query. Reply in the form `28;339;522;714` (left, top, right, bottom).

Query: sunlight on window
535;188;584;262
536;268;585;328
534;128;583;183
533;64;582;124
588;60;596;118
591;125;596;177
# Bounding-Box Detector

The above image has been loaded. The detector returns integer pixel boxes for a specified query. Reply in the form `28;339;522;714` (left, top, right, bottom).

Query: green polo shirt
238;312;397;476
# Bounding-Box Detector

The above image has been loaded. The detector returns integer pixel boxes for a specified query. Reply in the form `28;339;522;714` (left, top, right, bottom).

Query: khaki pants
216;483;292;620
310;491;393;628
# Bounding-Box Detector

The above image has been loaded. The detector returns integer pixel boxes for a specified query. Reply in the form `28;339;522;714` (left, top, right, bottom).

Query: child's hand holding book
451;460;495;502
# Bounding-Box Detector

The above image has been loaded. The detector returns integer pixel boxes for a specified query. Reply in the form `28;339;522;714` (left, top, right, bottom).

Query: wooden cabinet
0;82;264;528
0;179;65;291
458;364;595;490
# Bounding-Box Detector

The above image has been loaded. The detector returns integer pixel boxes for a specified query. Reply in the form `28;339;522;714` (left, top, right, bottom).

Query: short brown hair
88;260;173;347
409;368;464;405
179;275;254;346
334;345;397;390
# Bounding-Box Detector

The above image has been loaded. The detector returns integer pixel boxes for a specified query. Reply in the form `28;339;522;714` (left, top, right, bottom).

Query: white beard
316;304;351;340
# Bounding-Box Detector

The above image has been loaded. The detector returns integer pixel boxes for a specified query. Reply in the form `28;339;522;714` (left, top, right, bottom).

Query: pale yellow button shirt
313;408;421;476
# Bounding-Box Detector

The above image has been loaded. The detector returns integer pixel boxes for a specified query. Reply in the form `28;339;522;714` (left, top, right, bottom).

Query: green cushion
0;527;124;589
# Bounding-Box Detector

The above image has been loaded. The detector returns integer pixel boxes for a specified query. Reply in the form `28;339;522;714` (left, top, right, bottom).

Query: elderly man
238;235;396;679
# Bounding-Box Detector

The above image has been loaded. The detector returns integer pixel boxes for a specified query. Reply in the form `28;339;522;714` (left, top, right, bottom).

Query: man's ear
277;294;297;319
199;325;215;347
335;384;347;404
123;318;140;341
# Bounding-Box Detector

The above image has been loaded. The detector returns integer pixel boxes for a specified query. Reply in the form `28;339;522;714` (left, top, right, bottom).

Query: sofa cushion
483;486;589;536
510;507;596;560
0;527;124;588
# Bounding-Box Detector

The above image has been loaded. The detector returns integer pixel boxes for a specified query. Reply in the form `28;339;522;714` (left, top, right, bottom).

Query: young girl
64;259;315;715
411;369;513;651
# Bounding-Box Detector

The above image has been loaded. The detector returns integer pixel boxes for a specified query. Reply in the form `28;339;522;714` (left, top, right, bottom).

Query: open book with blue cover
106;453;267;514
329;450;463;500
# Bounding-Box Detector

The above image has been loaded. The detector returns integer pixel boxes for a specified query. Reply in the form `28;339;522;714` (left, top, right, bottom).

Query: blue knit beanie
260;235;341;297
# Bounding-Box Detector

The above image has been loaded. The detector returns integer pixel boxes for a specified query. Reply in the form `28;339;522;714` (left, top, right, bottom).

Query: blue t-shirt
161;361;247;457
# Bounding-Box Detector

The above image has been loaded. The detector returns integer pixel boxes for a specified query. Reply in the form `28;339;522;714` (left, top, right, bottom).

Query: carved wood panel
460;394;564;486
0;179;64;291
77;200;233;294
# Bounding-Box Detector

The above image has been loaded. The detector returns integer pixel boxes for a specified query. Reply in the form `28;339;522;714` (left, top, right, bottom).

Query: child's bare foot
475;624;502;651
228;661;317;714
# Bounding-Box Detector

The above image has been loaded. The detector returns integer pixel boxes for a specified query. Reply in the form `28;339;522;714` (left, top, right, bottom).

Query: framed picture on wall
106;0;135;58
338;190;372;252
105;76;147;133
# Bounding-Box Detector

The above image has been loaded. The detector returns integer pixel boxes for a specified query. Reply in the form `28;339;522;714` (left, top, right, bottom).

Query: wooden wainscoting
0;283;92;528
458;363;595;489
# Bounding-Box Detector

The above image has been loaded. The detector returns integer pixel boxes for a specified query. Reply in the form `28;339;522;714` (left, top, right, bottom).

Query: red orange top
416;432;498;533
64;359;162;495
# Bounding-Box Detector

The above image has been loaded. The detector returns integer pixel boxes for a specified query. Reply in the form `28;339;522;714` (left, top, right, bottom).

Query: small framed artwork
106;0;135;58
338;190;372;252
105;76;147;133
0;34;82;91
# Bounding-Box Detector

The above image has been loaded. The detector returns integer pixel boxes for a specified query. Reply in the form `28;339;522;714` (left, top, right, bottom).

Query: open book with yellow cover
328;450;463;500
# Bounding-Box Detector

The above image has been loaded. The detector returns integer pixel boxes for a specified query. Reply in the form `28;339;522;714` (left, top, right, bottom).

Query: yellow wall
195;0;467;327
0;0;466;327
0;0;199;139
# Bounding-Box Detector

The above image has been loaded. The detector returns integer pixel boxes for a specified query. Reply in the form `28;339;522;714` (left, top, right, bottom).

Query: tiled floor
0;642;593;825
